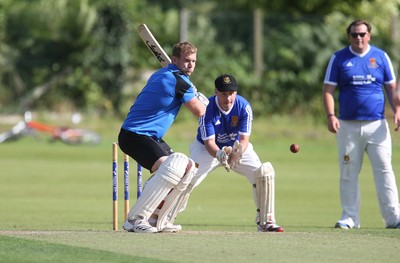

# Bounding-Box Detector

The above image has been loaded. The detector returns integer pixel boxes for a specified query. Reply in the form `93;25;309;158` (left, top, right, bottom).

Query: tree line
0;0;399;120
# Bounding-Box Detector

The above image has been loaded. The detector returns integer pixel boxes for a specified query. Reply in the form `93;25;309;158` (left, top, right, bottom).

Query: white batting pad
126;153;189;222
167;183;194;222
157;159;196;230
158;152;191;184
255;162;275;225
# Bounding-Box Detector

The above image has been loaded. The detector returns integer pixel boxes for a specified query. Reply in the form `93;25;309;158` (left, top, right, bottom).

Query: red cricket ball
290;144;300;153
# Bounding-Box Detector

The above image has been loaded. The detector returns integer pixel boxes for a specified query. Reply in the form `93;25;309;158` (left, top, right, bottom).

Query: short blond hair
172;42;197;58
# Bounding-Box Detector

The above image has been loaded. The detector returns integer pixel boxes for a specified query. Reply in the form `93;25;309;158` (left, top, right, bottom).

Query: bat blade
137;24;171;67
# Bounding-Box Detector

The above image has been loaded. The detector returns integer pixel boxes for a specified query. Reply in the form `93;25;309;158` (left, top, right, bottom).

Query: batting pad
255;162;275;225
163;182;194;225
127;153;189;221
157;159;196;230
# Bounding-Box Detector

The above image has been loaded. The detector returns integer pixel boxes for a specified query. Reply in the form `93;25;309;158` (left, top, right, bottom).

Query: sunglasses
350;32;367;38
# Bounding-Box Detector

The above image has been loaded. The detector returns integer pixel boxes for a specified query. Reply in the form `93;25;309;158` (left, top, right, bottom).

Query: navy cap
214;74;238;92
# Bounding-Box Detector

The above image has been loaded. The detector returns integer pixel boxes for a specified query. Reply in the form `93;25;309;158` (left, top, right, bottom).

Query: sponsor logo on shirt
217;133;237;143
351;74;376;85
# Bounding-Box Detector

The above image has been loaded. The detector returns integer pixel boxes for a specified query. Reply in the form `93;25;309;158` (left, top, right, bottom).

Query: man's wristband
327;113;335;118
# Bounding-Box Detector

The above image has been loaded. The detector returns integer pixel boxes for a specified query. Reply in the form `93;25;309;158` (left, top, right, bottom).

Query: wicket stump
112;142;142;231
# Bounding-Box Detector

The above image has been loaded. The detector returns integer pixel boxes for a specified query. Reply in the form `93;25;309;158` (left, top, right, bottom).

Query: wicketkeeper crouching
156;74;284;232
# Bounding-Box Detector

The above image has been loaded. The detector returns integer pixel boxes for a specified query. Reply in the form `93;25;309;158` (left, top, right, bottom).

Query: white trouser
189;140;262;187
188;140;263;216
336;119;400;228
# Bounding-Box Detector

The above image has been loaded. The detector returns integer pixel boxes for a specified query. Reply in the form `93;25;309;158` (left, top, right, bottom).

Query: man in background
323;19;400;229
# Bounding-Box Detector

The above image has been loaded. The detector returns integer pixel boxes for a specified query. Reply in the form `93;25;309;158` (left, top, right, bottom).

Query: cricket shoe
149;218;182;233
160;222;182;233
334;222;351;229
385;221;400;229
257;222;284;232
123;219;158;233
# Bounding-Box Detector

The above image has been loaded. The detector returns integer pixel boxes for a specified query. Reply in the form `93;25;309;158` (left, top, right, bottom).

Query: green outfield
1;115;400;263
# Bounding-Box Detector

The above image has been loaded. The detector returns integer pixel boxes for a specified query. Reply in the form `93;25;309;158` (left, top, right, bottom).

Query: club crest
368;58;378;68
223;76;233;84
231;116;239;127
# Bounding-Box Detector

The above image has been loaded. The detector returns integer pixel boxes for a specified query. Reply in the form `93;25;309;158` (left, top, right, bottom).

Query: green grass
1;114;400;262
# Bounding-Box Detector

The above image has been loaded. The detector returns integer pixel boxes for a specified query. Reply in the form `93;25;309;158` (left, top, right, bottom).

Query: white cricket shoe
149;217;182;233
123;219;158;233
334;218;360;229
334;222;351;229
160;222;182;233
257;222;284;232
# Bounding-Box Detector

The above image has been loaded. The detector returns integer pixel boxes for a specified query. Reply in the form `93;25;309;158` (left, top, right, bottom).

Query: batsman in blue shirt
118;42;208;233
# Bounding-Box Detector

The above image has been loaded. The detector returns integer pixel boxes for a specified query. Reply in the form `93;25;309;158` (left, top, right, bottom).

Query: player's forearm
185;97;206;117
239;137;249;153
204;140;220;158
385;83;399;114
322;85;336;116
393;84;400;114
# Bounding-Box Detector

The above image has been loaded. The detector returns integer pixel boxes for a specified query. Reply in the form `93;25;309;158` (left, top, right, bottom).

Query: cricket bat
137;24;171;67
137;24;210;106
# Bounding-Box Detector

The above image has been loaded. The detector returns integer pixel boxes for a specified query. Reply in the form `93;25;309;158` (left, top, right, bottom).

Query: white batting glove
216;146;232;172
229;140;243;169
196;91;209;106
193;86;209;107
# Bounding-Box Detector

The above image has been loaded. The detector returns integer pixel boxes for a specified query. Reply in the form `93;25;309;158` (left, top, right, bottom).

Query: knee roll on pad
255;162;275;179
158;152;190;185
174;158;195;192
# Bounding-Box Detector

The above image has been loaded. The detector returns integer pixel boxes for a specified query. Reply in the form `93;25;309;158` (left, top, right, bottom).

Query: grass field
1;114;400;262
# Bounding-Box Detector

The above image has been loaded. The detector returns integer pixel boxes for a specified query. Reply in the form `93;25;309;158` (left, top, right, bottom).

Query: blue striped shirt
324;45;396;120
197;94;252;148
